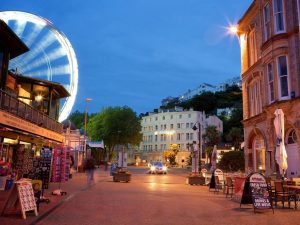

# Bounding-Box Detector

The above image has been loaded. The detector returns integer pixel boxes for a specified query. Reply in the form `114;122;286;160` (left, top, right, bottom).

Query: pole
84;98;92;159
198;122;202;172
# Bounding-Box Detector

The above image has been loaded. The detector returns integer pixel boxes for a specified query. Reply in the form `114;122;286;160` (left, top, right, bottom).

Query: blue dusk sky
0;0;253;115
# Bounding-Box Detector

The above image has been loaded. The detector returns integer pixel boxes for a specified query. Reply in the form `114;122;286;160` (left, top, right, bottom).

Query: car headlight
162;166;167;171
150;166;155;171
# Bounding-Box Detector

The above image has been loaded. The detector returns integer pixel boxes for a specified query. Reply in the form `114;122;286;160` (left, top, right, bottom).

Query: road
34;167;300;225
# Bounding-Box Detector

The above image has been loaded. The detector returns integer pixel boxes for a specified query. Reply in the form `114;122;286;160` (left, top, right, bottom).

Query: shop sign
0;110;64;142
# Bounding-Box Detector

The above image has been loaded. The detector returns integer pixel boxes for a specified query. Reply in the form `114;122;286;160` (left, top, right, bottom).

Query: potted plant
113;167;131;182
186;173;205;185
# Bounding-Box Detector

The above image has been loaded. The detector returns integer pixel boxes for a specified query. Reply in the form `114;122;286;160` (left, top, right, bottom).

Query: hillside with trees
161;84;243;146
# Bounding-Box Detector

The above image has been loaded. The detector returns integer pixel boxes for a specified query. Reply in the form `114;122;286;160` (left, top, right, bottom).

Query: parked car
149;161;167;174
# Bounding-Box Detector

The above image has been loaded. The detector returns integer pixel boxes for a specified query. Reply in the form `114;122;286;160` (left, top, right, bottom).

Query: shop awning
87;141;104;148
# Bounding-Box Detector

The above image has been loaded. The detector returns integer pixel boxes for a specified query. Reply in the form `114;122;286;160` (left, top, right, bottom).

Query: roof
0;20;29;59
13;73;70;98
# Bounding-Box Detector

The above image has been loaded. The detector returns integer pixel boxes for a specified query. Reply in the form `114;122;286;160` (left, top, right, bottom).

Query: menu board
249;173;273;211
240;173;273;213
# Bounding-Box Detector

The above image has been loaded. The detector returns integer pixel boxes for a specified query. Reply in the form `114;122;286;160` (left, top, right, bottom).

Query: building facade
0;20;69;178
140;107;223;167
238;0;300;177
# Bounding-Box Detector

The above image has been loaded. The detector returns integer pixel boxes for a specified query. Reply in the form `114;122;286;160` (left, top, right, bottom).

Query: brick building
238;0;300;177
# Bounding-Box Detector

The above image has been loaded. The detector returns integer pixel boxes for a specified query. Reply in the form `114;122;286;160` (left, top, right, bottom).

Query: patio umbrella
274;109;288;177
210;145;217;172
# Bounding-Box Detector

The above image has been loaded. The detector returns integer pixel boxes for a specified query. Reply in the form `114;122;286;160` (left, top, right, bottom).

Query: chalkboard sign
240;172;273;213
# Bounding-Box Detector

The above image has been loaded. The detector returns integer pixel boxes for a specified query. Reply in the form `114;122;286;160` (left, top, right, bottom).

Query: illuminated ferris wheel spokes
0;11;78;122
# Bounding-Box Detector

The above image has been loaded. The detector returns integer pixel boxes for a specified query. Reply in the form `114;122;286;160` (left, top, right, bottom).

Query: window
267;63;275;102
248;77;262;117
188;114;191;118
160;134;163;141
155;145;157;151
155;135;158;142
186;123;189;129
179;114;182;119
170;124;174;129
177;133;181;140
264;3;271;40
164;124;167;130
254;136;266;171
273;0;285;33
177;123;180;129
288;129;297;144
190;133;194;140
162;116;165;120
186;133;190;140
155;125;158;130
277;55;289;99
171;115;173;119
248;29;257;66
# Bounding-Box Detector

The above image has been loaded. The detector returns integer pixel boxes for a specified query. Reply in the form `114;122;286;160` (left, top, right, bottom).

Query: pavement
0;166;111;225
1;167;300;225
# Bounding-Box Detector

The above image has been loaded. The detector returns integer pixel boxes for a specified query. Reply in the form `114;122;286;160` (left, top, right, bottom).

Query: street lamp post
192;122;202;173
84;98;92;158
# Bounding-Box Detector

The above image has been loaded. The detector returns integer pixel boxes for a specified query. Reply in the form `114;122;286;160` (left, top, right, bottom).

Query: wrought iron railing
0;89;63;133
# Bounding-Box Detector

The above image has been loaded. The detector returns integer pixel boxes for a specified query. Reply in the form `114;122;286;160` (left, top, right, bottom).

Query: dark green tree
218;151;245;172
87;106;142;161
202;125;221;163
226;127;244;150
68;110;85;129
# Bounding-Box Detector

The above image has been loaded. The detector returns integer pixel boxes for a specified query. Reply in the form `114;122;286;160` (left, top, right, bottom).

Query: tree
226;127;244;150
68;110;85;129
202;125;221;163
87;106;142;161
218;151;245;172
164;144;179;166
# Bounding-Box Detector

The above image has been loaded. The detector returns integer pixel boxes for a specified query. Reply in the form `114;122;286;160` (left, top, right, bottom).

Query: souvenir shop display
51;146;70;195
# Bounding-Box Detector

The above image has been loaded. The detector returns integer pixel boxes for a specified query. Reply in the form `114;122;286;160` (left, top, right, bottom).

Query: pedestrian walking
84;157;95;187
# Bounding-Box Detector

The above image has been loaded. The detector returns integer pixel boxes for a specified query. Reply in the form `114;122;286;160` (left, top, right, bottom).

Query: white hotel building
140;107;223;167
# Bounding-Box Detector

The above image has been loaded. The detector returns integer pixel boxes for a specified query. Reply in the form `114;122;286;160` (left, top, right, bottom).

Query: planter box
187;176;205;185
113;173;131;182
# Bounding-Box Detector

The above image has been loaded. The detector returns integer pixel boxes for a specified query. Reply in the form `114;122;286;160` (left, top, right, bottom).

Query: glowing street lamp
84;98;92;158
229;25;238;35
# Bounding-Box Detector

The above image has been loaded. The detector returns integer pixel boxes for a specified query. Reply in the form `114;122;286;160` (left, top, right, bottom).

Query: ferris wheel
0;11;78;122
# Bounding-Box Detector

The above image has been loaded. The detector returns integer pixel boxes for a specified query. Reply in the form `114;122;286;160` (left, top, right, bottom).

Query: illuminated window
254;136;266;171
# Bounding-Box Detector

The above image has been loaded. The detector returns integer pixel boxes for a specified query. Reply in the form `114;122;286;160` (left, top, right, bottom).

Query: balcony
0;89;63;134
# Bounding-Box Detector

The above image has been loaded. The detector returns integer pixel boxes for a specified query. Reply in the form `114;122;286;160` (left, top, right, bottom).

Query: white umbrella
210;145;217;172
274;109;288;176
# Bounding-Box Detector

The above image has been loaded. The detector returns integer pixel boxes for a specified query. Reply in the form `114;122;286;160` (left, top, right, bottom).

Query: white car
149;162;167;174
